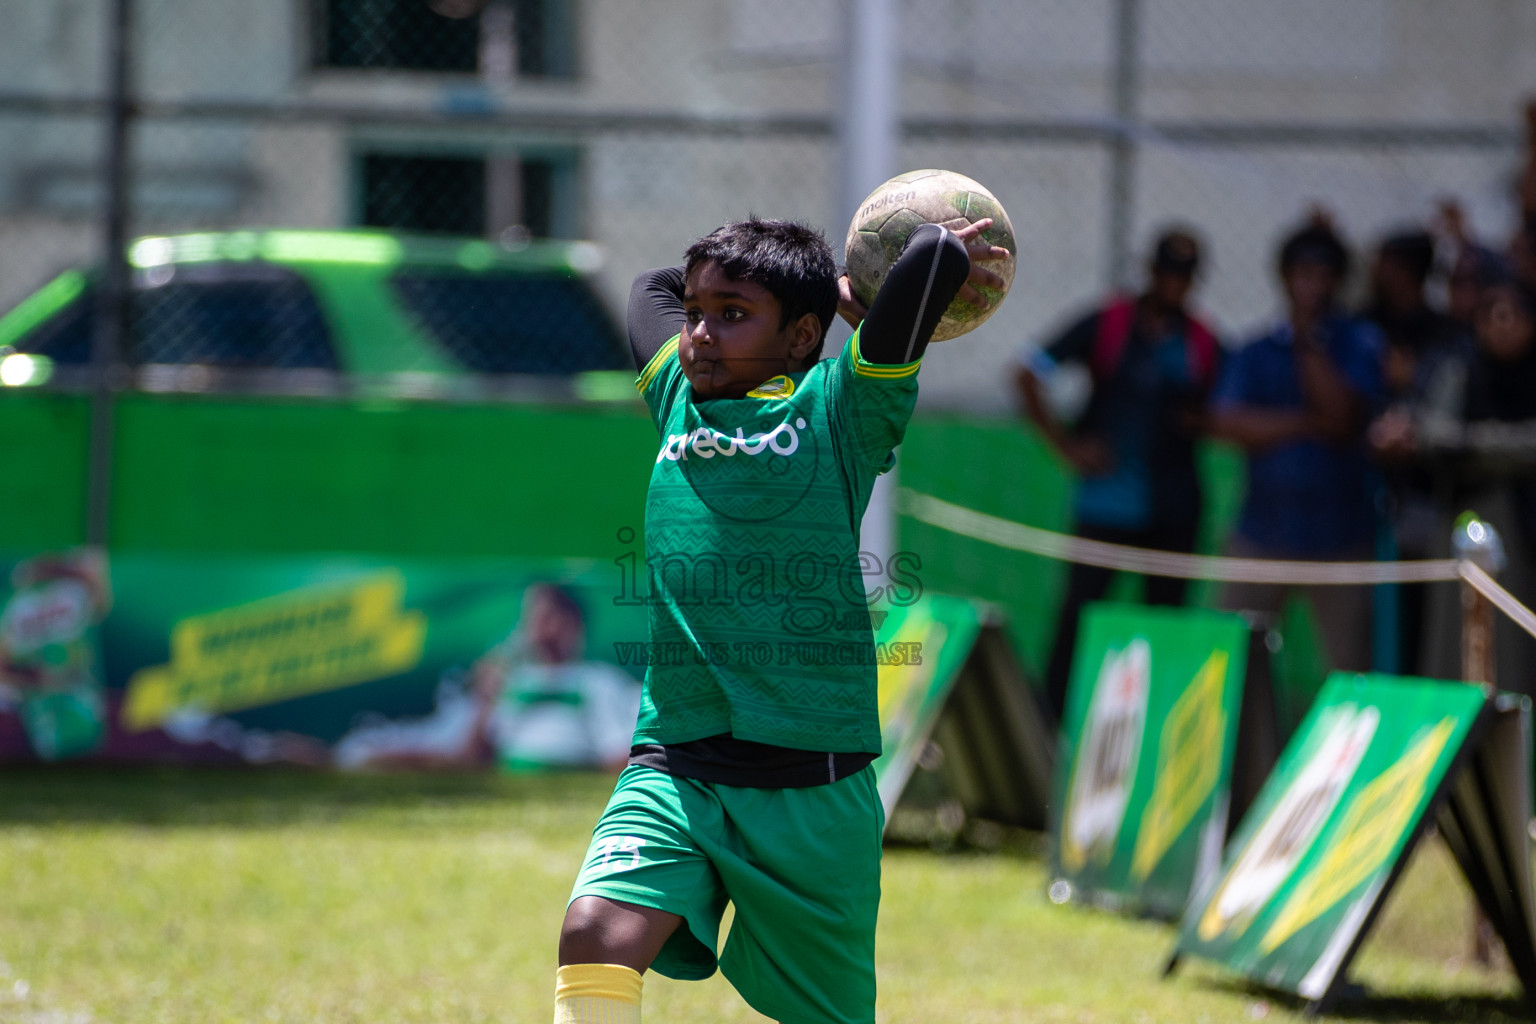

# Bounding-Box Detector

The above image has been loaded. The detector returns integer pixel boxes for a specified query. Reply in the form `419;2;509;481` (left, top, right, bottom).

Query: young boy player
554;215;1007;1024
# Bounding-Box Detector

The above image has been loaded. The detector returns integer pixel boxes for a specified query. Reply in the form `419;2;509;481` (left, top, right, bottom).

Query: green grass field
0;768;1527;1024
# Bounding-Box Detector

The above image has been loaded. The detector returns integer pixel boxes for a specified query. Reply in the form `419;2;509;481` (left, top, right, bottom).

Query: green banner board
1049;603;1251;918
0;550;1055;834
872;594;983;815
872;594;1054;833
1170;673;1502;1011
1435;691;1536;1003
0;548;654;769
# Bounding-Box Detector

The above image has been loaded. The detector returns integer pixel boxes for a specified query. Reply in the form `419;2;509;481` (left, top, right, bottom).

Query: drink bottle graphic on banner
1197;704;1377;942
0;550;111;761
1169;674;1536;1016
1132;648;1229;882
1062;638;1151;871
1259;716;1453;952
1049;604;1249;918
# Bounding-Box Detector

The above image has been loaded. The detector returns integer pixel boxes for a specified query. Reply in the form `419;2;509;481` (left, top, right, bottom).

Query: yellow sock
553;963;643;1024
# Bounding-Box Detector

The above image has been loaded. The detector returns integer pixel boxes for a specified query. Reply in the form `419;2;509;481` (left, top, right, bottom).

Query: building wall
0;0;1531;409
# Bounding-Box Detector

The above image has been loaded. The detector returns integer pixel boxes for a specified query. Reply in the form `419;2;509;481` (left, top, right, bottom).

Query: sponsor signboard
1049;603;1250;918
872;595;1053;831
873;594;982;815
0;550;1053;830
1170;673;1536;1014
0;549;650;769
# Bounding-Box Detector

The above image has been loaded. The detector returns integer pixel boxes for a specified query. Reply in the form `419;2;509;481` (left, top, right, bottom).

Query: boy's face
680;261;820;400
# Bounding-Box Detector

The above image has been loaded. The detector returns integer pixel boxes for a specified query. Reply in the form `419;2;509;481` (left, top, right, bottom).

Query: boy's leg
559;895;682;970
711;766;885;1024
555;767;731;1024
553;898;681;1024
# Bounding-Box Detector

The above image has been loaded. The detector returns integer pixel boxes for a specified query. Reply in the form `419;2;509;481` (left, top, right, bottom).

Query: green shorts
569;763;884;1024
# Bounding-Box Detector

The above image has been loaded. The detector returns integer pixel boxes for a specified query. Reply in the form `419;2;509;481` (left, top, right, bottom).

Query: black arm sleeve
856;223;971;365
627;266;688;372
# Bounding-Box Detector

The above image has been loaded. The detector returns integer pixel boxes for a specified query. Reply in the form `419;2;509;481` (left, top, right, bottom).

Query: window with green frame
357;150;581;240
313;0;575;78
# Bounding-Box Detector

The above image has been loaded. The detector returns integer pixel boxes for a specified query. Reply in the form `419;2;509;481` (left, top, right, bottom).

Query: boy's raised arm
627;266;688;372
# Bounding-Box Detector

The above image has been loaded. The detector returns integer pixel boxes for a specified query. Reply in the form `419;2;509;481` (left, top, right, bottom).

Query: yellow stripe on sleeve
635;335;680;392
849;328;921;380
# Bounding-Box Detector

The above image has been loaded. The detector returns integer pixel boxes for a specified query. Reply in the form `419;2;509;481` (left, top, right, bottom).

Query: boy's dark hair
1278;220;1351;279
684;218;839;363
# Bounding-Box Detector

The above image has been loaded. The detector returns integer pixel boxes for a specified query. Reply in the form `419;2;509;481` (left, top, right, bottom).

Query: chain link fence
0;0;1529;407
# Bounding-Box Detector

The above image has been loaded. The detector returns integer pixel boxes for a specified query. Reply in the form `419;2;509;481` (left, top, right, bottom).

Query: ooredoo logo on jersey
656;417;808;463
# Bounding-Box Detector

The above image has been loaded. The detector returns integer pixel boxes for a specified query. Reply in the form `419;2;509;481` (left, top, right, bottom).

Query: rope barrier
1460;562;1536;643
897;488;1463;585
898;487;1536;643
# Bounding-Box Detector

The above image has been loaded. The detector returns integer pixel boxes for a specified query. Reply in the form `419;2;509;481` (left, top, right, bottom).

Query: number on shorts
594;836;646;872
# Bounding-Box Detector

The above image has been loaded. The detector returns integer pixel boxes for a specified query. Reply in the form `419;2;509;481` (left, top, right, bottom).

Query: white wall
0;0;1531;412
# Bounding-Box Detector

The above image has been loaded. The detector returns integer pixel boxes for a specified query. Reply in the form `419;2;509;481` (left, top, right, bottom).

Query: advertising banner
872;594;1054;831
1049;603;1250;918
0;548;650;770
873;594;983;814
1436;692;1536;1003
0;549;1054;827
1169;673;1522;1013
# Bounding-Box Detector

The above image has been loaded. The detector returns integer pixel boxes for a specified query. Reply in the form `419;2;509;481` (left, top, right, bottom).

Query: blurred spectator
1366;229;1465;402
1212;215;1385;672
1509;230;1536;296
1381;280;1536;694
1508;101;1536;298
1438;200;1507;334
1017;228;1220;720
334;582;640;771
1517;100;1536;239
1364;226;1471;672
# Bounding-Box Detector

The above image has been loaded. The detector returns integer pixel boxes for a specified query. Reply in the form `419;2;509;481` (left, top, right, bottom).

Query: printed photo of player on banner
0;548;649;771
1049;602;1250;919
0;548;1026;792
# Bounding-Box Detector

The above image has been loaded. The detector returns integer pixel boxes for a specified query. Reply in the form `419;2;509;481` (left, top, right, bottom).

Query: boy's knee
560;896;677;969
559;898;615;962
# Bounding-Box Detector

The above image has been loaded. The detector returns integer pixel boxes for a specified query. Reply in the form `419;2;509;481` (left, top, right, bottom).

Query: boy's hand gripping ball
844;169;1016;341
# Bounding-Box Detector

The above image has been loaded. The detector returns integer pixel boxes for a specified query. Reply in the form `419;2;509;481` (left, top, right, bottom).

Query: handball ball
844;169;1016;341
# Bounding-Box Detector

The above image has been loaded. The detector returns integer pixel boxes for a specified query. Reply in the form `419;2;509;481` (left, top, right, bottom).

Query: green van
0;229;630;395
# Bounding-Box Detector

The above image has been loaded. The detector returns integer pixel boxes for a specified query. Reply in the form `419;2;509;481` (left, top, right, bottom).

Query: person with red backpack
1017;228;1220;721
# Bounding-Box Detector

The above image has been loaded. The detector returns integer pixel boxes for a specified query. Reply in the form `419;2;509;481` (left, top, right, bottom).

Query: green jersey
633;329;920;753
